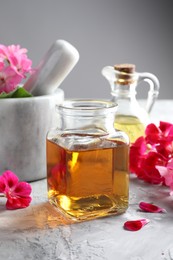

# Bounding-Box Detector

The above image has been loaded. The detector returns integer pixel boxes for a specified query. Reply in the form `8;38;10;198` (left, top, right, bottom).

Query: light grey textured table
0;100;173;260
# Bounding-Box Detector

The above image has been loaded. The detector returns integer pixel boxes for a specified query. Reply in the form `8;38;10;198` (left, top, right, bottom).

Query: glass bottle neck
111;82;137;99
59;114;115;135
57;99;117;135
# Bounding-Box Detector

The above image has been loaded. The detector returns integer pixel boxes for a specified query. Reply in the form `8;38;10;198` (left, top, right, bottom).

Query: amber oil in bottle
47;100;129;221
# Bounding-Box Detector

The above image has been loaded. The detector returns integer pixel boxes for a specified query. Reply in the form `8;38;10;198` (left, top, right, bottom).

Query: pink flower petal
6;195;32;210
145;123;161;145
156;164;173;194
13;182;32;197
168;159;173;168
124;219;150;231
0;175;6;192
159;121;173;136
2;170;19;188
139;202;166;213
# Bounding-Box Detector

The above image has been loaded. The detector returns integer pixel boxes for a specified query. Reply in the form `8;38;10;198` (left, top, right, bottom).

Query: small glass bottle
47;99;129;221
102;64;160;143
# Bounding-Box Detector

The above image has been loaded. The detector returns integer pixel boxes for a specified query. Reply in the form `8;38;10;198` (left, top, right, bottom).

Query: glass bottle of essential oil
102;64;160;143
47;99;129;222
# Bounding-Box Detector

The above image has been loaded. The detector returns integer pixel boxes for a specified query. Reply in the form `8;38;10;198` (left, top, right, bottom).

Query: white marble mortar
0;88;64;182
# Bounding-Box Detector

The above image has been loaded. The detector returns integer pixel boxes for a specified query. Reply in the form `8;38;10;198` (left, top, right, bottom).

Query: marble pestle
23;39;79;96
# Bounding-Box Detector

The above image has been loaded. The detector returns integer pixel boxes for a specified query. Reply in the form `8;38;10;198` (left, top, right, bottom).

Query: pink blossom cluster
0;170;32;210
130;121;173;194
0;44;32;94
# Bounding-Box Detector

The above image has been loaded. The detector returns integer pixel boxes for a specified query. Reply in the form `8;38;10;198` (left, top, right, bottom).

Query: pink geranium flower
0;170;32;210
0;44;32;94
0;65;22;93
130;121;173;193
6;45;32;77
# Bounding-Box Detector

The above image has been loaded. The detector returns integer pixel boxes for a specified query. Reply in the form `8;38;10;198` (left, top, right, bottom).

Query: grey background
0;0;172;100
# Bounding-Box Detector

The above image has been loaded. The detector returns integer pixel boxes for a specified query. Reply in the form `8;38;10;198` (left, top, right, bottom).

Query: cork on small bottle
114;64;136;73
114;64;136;84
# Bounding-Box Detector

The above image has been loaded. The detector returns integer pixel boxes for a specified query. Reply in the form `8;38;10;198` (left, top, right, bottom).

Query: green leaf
0;87;33;98
11;87;33;98
0;91;14;98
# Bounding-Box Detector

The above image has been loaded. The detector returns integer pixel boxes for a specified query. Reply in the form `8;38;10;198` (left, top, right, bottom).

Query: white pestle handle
23;39;79;96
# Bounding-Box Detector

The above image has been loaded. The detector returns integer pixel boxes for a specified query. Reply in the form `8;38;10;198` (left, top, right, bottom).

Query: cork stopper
114;64;136;84
114;64;136;74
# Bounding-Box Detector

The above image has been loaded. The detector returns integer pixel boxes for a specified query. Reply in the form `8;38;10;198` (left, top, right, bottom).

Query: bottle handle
138;72;160;113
